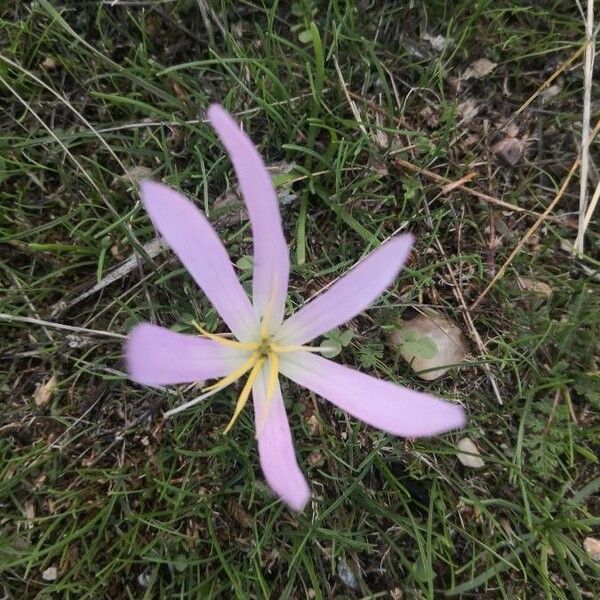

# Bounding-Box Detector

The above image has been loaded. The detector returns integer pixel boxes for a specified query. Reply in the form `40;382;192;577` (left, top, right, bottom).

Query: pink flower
126;104;465;511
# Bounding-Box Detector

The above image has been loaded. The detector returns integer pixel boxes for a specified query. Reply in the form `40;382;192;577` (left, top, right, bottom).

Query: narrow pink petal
207;104;289;330
140;180;257;341
277;235;415;345
279;352;466;437
126;323;249;386
253;366;310;511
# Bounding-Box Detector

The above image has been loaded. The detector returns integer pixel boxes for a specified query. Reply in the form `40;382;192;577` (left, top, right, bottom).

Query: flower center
161;320;336;430
256;336;273;359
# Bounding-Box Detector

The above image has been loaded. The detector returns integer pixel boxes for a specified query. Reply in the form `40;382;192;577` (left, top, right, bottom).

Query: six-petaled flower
126;104;466;511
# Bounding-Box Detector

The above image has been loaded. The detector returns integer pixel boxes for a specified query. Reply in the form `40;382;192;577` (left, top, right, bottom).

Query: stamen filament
255;353;280;439
271;343;338;354
259;286;277;339
191;320;259;351
223;358;264;434
202;353;258;392
266;352;279;401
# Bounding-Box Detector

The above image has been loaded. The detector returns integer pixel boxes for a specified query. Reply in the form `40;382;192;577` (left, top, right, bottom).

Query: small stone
583;537;600;561
492;137;523;166
338;562;359;590
42;566;58;581
137;570;152;587
389;309;468;380
457;438;485;469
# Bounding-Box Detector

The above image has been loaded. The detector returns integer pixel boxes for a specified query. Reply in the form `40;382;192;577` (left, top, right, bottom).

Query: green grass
1;1;599;598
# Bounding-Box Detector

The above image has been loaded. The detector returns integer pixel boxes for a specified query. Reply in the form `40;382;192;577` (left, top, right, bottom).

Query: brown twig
575;1;596;253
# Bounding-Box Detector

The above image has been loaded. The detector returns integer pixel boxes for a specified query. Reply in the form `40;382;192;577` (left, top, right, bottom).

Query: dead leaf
306;414;322;436
371;112;389;150
541;83;562;102
307;450;324;467
227;501;253;528
113;166;153;187
457;438;485;468
492;137;523;166
560;238;575;254
462;58;497;80
457;98;480;123
34;375;57;407
419;106;440;128
506;123;519;138
389;309;468;380
517;277;552;298
170;80;188;102
25;501;36;522
390;587;403;600
440;172;477;194
422;33;453;52
42;566;58;581
583;537;600;561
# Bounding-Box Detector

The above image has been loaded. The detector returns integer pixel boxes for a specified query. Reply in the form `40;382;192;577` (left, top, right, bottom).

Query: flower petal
277;235;414;345
140;180;257;341
253;366;310;511
207;104;289;330
279;352;466;437
126;323;250;386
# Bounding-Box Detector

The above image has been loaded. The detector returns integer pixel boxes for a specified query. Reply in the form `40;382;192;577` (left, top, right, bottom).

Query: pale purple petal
140;180;257;341
277;235;415;345
126;323;249;386
207;104;289;330
253;366;310;511
279;352;465;437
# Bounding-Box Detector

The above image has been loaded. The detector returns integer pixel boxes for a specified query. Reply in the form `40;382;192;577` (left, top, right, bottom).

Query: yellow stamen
202;353;258;392
259;273;281;339
191;320;259;351
259;295;275;339
223;357;264;434
270;342;337;354
265;352;279;401
255;353;280;438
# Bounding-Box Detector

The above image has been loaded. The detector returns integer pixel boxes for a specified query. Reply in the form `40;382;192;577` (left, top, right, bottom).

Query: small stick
333;55;368;137
575;0;596;253
0;313;126;340
579;177;600;239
